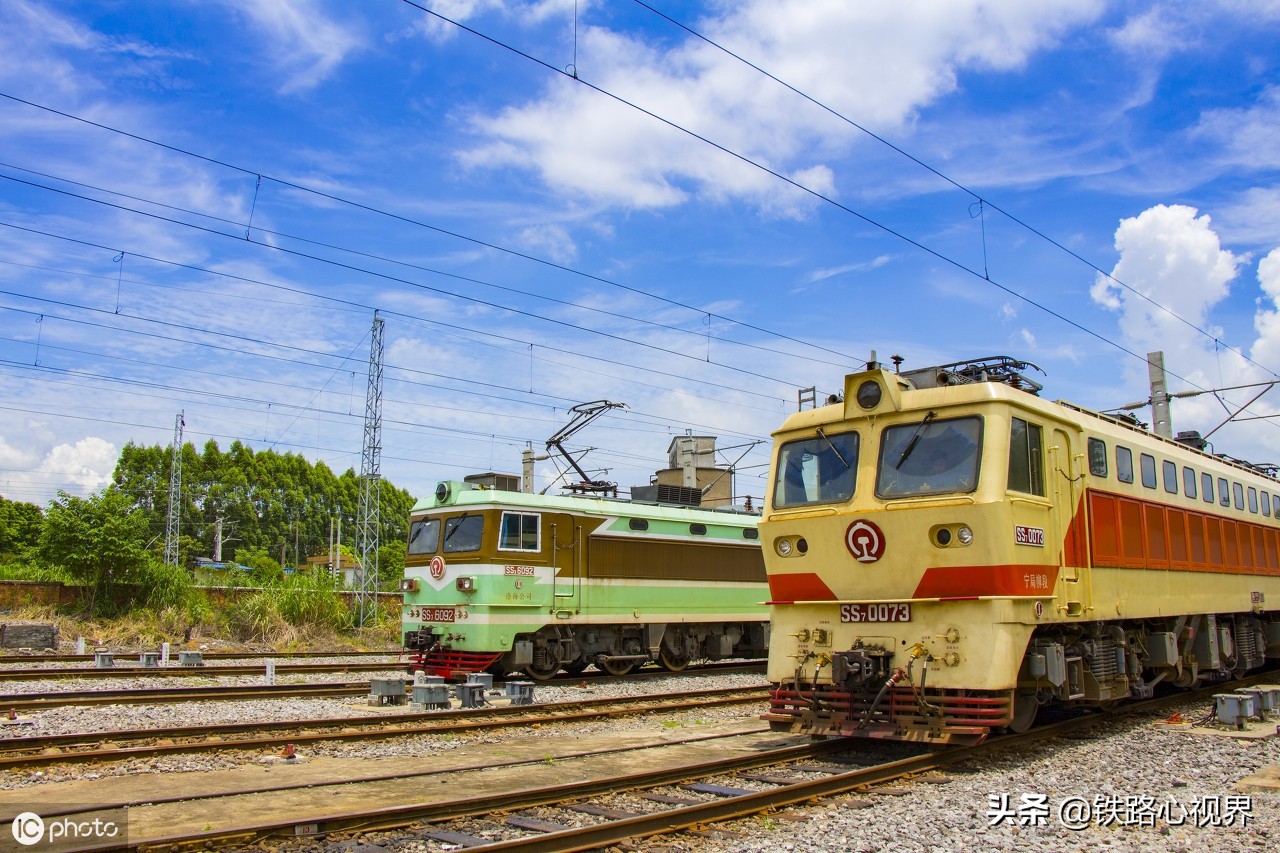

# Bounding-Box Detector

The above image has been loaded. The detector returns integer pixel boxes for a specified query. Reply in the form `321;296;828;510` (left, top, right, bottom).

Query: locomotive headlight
456;576;475;592
398;578;418;592
776;538;793;557
856;379;882;409
957;526;973;545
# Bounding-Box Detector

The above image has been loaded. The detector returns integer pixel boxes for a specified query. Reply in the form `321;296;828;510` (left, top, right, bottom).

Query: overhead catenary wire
0;172;822;393
394;0;1280;407
628;0;1272;382
0;90;859;367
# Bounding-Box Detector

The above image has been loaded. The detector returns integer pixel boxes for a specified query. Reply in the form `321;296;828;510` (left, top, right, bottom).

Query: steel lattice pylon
355;313;384;627
164;410;184;568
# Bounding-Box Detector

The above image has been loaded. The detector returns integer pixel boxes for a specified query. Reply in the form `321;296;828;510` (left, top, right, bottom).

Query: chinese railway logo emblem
845;519;886;563
429;555;446;580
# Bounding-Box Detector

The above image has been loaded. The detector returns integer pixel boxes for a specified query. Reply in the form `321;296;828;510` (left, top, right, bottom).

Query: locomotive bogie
762;357;1280;744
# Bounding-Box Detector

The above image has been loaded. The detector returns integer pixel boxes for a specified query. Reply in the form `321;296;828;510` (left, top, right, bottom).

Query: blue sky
2;0;1280;510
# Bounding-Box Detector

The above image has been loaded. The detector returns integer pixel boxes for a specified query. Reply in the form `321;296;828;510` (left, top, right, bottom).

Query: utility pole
355;312;384;627
164;410;184;569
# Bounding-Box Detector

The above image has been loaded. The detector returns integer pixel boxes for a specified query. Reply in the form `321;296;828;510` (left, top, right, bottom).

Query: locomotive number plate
409;607;455;623
839;603;911;623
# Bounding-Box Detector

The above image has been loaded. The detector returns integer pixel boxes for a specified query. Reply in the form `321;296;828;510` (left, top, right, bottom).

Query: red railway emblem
429;555;445;580
845;519;886;563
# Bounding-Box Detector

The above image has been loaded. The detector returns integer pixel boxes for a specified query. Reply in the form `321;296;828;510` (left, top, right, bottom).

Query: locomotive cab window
1140;454;1157;489
407;518;441;556
1087;437;1107;477
876;415;982;499
1007;417;1044;496
498;512;540;552
442;514;484;553
774;430;859;508
1116;446;1134;484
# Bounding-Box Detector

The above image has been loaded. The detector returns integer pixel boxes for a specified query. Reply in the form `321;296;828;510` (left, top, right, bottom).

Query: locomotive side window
1162;460;1178;494
1007;418;1044;496
443;514;484;553
407;518;441;556
1218;477;1229;507
1248;487;1259;514
1274;494;1280;517
1202;472;1214;503
498;512;540;551
1139;454;1157;489
1087;437;1107;477
1183;467;1197;499
775;431;859;507
1234;482;1245;510
1263;491;1271;517
1116;446;1134;484
743;528;759;540
876;416;982;499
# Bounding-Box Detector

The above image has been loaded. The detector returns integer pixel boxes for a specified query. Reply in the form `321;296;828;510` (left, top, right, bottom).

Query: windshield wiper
895;411;937;470
816;428;850;469
444;513;468;543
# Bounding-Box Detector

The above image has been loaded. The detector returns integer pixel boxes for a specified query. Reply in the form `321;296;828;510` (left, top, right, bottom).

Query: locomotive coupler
830;643;894;691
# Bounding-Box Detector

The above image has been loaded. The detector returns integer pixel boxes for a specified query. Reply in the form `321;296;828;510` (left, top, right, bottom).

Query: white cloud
514;223;577;265
457;0;1103;213
1190;86;1280;171
218;0;362;93
1091;205;1241;365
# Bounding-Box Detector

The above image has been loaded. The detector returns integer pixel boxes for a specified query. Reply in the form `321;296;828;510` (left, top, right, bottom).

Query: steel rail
0;650;401;664
0;661;409;681
0;680;374;711
0;686;770;770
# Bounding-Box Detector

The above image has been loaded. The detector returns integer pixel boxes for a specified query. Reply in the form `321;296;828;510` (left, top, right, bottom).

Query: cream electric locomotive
761;355;1280;744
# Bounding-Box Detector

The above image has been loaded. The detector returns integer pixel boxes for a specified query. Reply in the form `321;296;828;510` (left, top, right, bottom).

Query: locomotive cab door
547;514;581;616
1049;426;1090;617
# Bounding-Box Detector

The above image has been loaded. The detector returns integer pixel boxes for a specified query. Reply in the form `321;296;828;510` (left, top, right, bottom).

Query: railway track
0;649;400;664
2;674;1263;851
0;660;408;681
0;685;770;770
0;660;764;711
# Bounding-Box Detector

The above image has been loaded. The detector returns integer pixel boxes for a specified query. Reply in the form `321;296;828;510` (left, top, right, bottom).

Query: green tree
37;487;159;615
0;496;43;560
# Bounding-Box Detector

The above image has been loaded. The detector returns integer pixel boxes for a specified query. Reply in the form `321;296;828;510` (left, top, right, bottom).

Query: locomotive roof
779;356;1280;487
410;482;760;526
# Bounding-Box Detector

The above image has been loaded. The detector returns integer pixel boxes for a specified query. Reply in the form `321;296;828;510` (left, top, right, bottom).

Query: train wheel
597;658;635;676
1008;690;1038;733
523;661;561;681
563;659;589;676
658;647;689;672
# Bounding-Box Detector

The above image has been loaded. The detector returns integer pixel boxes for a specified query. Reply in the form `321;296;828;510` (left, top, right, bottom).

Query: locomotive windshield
407;518;441;555
773;430;858;508
443;514;484;553
876;415;982;498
